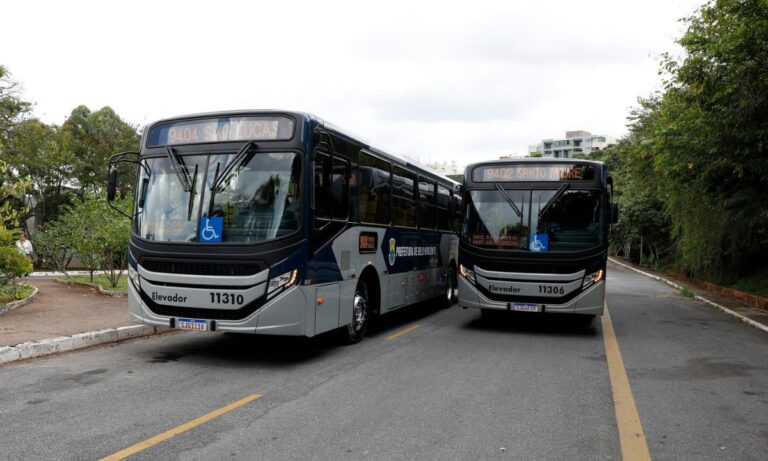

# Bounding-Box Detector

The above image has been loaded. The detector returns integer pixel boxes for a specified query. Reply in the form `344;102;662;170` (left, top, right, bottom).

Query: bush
0;245;32;295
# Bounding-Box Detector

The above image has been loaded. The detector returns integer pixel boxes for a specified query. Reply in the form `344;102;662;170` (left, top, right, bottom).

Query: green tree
643;0;768;280
51;194;131;286
3;119;75;225
0;65;31;148
62;106;140;194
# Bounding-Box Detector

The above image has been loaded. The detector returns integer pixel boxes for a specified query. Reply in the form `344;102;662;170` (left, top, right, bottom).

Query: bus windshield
134;152;301;243
463;188;602;252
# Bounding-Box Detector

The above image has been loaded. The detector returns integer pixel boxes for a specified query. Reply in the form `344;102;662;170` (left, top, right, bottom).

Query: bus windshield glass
134;152;301;243
463;188;602;252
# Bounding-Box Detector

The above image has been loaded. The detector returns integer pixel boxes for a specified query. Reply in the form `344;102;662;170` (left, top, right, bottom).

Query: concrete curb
0;325;172;365
54;278;127;298
0;285;40;316
609;257;768;335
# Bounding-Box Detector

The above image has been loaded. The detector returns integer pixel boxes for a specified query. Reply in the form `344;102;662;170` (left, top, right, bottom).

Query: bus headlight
128;265;140;289
459;264;476;284
582;269;604;289
268;269;298;299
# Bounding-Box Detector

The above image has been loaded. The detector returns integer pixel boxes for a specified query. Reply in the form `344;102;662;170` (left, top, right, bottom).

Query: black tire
337;280;370;345
443;269;455;308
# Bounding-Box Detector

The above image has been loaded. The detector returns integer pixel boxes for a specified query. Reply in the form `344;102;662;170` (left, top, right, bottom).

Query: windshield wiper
495;183;522;218
210;141;257;192
165;146;192;192
187;163;198;221
538;183;570;218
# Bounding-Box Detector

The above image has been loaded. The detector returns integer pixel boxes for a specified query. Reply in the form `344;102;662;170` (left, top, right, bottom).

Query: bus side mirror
611;203;619;224
107;167;118;202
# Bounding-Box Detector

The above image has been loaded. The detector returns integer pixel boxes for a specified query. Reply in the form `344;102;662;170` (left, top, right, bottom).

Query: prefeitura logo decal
388;238;396;265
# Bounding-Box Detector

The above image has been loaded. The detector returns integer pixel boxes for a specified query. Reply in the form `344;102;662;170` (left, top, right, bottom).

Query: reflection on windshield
203;153;301;243
134;152;301;243
134;156;204;242
463;188;603;251
534;189;602;251
464;190;529;249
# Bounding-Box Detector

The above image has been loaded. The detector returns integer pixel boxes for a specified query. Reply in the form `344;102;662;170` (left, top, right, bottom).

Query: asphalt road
1;263;766;460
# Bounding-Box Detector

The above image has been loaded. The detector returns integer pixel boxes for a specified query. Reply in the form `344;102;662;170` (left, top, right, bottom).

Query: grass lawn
729;271;768;298
62;274;128;293
0;284;35;304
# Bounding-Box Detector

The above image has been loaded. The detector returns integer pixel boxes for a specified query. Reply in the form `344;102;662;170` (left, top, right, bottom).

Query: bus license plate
178;318;207;331
511;303;542;313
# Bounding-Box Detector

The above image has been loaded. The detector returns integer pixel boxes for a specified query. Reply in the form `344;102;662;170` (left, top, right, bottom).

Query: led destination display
473;164;596;182
147;116;295;146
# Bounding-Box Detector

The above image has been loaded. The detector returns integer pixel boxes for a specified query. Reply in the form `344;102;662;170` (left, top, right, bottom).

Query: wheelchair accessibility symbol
200;216;223;243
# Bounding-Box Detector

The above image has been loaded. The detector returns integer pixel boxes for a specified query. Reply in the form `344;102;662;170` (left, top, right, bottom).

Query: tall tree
0;65;31;147
61;105;140;194
3;119;75;225
629;0;768;280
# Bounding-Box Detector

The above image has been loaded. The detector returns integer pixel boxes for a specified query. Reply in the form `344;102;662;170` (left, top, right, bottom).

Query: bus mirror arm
611;203;619;224
107;151;141;219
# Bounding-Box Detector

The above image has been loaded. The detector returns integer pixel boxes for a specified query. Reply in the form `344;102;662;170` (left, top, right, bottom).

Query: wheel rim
446;273;453;303
352;291;367;333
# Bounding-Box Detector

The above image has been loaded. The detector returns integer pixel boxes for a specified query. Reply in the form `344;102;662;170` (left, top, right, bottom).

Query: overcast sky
3;0;703;169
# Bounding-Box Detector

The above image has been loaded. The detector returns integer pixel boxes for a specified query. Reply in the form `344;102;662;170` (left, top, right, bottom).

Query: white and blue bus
457;159;618;325
108;111;460;343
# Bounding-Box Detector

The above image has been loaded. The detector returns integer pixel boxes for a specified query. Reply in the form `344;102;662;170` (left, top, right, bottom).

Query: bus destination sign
473;164;595;182
147;116;295;147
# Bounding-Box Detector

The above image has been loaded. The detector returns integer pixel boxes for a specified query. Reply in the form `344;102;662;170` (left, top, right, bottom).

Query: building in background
426;160;462;176
529;130;616;158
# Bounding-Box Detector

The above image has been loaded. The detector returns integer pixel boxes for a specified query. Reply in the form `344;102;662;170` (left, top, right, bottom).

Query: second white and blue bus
457;159;618;325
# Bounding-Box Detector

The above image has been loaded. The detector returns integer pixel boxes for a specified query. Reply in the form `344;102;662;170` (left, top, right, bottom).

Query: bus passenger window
437;185;451;231
392;166;416;228
359;153;391;224
418;179;436;230
330;158;350;219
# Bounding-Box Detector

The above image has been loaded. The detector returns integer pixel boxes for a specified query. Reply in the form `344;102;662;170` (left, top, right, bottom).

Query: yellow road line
602;305;652;461
101;393;263;461
386;324;421;340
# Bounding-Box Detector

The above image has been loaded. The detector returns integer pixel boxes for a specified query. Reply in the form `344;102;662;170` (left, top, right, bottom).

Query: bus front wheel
338;280;370;345
443;269;455;308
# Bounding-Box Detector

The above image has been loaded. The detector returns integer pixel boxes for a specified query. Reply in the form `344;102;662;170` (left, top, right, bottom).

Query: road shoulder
609;257;768;334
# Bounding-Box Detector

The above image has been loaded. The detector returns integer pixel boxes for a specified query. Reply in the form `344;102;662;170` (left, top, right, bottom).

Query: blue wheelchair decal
529;232;548;252
200;216;223;243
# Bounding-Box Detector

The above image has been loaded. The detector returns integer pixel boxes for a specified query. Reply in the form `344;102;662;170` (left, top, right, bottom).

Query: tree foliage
606;0;768;282
0;65;31;148
62;105;140;195
0;226;31;295
45;194;132;286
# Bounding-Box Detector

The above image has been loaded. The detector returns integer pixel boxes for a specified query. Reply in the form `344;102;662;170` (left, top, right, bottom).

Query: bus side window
392;166;416;228
359;152;391;224
437;184;451;231
314;153;349;223
452;192;463;234
330;157;350;220
314;153;331;221
418;178;436;230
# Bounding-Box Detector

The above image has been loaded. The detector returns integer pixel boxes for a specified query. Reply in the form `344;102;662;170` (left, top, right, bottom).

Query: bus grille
477;261;584;274
141;259;262;276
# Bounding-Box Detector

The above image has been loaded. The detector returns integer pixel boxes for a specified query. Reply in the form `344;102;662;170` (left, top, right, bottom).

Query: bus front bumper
128;282;310;336
458;276;605;316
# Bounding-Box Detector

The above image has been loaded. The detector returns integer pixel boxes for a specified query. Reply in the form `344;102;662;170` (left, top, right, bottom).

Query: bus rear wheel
338;280;370;345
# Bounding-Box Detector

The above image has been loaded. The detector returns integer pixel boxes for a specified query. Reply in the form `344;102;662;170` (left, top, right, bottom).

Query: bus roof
465;157;605;172
144;110;459;188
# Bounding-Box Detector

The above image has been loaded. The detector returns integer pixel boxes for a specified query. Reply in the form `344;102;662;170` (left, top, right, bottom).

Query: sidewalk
609;257;768;333
0;277;167;365
0;278;131;347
